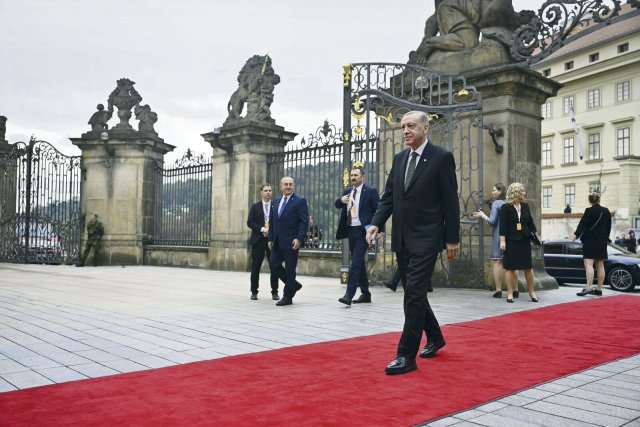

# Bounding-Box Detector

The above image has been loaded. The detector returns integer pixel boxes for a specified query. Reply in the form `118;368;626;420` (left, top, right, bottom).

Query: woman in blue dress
473;183;506;298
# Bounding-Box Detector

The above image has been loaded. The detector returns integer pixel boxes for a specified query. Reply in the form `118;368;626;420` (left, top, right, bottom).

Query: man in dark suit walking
335;166;381;306
247;183;280;301
367;110;460;375
268;176;309;306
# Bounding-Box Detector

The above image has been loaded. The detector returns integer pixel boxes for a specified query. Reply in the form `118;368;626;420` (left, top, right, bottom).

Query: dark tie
347;188;357;226
405;152;418;191
278;196;288;217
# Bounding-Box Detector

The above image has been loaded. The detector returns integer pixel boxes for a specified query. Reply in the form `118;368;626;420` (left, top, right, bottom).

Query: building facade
533;7;640;238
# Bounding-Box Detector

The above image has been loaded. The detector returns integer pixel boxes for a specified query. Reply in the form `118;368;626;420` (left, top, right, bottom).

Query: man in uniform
78;212;104;267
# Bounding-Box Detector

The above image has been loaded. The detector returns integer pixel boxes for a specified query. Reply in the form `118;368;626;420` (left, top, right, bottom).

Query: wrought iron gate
150;150;212;246
0;138;82;264
343;63;485;287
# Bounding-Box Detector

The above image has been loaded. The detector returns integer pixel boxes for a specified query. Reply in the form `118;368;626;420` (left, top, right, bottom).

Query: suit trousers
250;238;278;294
269;245;302;299
395;233;444;359
346;226;370;298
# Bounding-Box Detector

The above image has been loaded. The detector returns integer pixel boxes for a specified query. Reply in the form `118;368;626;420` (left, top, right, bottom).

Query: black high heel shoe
513;290;519;298
492;291;502;298
529;293;539;303
506;297;514;303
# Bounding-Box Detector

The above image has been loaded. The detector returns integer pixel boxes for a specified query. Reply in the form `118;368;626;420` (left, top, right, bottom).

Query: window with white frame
542;141;552;166
563;96;574;115
589;182;601;194
588;133;600;160
563;137;575;163
565;185;575;207
587;89;600;108
617;127;630;156
543;187;552;208
617;81;630;102
541;102;551;119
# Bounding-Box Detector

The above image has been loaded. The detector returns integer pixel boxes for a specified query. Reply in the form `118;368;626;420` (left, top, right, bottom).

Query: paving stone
580;381;640;400
100;359;149;373
462;412;544;427
525;400;628;426
475;402;508;413
14;355;61;370
494;405;599;427
544;393;640;419
0;377;18;392
75;349;123;363
37;366;88;383
69;363;119;378
127;355;176;369
2;370;54;389
516;388;555;400
425;417;461;427
0;358;29;374
534;383;571;394
497;395;536;407
453;409;485;420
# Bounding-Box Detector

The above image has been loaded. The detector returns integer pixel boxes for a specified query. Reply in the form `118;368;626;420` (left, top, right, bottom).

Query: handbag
530;232;542;246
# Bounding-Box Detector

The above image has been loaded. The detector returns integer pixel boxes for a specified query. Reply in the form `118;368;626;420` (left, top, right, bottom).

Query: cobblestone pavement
1;263;639;426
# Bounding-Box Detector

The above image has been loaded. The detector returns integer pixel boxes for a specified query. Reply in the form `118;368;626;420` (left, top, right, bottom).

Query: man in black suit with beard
247;183;280;301
367;110;460;375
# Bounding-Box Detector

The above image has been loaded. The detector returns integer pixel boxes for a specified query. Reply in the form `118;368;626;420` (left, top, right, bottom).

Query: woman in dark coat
571;193;612;296
499;182;540;303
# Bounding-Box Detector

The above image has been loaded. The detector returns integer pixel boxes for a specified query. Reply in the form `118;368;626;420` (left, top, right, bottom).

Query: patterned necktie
405;152;418;191
347;188;357;225
263;203;269;222
278;196;288;217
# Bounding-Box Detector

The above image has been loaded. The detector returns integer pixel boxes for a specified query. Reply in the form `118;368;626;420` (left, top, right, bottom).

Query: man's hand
571;234;577;242
268;242;273;250
366;225;380;247
341;195;350;205
446;243;459;260
292;239;301;250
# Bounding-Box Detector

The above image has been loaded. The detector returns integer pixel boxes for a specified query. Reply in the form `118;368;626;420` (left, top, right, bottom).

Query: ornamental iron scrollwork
512;0;638;64
299;119;342;150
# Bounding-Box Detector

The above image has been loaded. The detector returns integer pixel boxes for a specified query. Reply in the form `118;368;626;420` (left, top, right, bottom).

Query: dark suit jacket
371;142;460;253
499;202;536;241
247;200;273;246
335;184;382;240
268;193;309;250
574;204;611;242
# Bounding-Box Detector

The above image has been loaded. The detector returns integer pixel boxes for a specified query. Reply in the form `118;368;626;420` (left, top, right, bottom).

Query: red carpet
1;295;640;426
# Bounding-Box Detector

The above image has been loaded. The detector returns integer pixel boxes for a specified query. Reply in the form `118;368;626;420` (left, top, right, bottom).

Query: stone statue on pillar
88;104;113;131
224;54;280;125
134;104;158;134
408;0;534;73
107;78;143;130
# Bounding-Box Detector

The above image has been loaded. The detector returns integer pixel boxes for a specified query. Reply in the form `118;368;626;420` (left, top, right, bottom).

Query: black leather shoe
492;291;502;298
338;294;352;306
576;288;590;296
271;293;279;300
352;294;371;304
420;339;446;358
427;287;434;293
592;289;602;296
506;298;514;303
250;293;258;300
385;356;417;375
513;290;520;298
384;281;398;292
275;297;292;306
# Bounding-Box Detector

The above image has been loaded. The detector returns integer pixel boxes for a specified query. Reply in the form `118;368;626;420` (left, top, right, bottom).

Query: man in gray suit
367;111;460;375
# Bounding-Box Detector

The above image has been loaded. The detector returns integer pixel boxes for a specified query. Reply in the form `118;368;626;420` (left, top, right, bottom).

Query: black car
543;239;640;292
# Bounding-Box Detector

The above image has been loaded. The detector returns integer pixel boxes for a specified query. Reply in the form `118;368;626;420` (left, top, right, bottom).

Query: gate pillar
71;129;175;265
466;64;562;289
202;120;296;271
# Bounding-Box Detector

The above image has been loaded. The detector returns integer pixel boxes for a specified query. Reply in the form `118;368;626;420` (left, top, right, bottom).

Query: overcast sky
1;0;544;162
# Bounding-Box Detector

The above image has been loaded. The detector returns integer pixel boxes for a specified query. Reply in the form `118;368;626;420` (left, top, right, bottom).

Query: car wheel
607;266;636;292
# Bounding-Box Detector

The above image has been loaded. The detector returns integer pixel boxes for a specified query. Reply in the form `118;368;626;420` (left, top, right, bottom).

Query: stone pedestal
71;130;174;265
202;119;296;271
466;64;562;289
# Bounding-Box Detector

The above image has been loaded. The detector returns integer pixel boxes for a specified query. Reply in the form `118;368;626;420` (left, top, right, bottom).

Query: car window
608;244;632;255
566;242;583;255
543;243;563;254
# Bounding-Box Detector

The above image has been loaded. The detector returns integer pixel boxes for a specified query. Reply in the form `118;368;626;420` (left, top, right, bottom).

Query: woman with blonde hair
572;192;611;296
473;183;507;298
498;183;540;303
